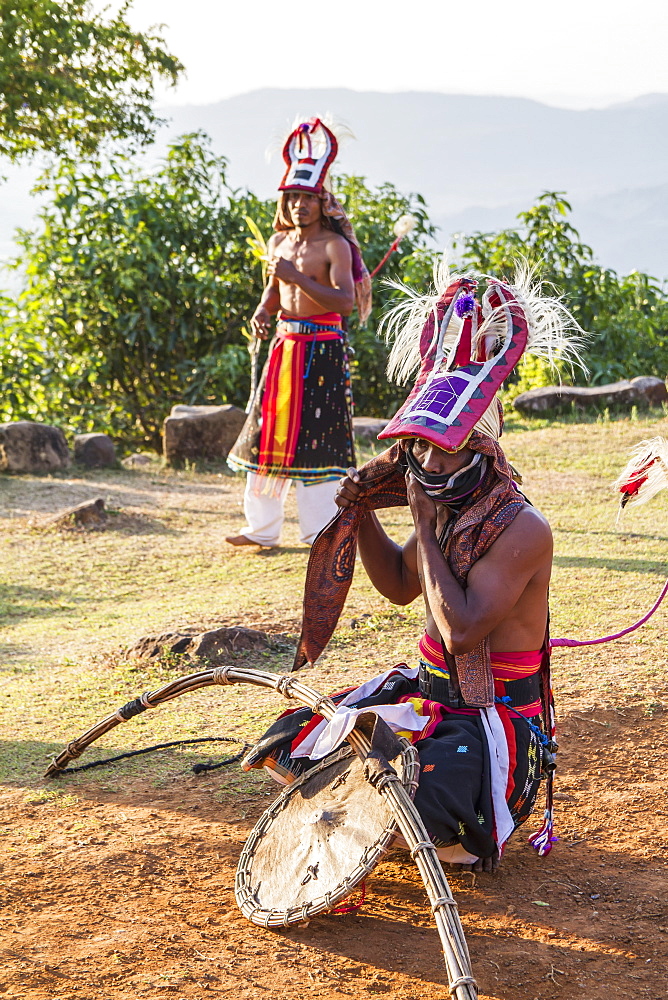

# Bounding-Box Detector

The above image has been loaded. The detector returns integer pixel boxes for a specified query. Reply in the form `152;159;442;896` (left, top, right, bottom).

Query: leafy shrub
10;132;274;447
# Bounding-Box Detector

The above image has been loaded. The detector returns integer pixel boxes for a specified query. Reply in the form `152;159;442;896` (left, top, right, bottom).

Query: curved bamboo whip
45;666;478;1000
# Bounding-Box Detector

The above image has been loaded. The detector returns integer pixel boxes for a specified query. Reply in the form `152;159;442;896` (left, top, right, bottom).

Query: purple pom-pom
455;294;476;318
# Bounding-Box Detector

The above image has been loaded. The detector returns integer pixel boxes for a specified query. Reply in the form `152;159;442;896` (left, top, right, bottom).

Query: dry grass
1;414;667;793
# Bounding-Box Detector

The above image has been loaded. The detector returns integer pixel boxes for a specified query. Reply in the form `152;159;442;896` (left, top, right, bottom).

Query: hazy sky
120;0;667;109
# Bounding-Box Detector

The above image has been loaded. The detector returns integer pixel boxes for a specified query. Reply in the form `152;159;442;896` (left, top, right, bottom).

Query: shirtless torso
251;191;354;336
336;439;553;656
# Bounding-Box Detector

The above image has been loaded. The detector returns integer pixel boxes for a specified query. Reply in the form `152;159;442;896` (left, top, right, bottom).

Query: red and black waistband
418;632;542;714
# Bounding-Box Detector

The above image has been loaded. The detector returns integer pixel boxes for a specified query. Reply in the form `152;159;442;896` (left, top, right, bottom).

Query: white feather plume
382;252;588;385
614;437;668;512
474;260;588;373
381;255;467;385
393;214;417;239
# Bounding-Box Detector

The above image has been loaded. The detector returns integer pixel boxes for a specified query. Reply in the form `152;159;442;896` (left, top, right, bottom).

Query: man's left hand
405;470;437;530
268;256;301;284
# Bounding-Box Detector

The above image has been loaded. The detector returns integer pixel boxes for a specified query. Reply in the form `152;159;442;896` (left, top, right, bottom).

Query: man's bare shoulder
324;230;352;259
495;503;552;555
268;232;286;251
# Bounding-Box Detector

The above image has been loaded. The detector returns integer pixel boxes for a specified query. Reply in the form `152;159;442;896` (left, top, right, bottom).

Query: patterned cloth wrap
227;312;355;483
243;637;546;860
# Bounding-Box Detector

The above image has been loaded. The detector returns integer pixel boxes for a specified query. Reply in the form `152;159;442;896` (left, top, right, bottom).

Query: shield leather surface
235;742;418;926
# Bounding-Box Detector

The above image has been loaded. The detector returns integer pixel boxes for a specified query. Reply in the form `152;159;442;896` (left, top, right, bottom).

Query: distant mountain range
3;88;668;282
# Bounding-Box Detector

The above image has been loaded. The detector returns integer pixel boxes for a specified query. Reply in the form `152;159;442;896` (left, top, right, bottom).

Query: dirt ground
2;705;667;1000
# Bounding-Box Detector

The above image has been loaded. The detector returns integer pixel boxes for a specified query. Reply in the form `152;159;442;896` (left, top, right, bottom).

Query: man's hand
251;305;271;340
268;255;301;285
335;468;362;508
405;470;437;531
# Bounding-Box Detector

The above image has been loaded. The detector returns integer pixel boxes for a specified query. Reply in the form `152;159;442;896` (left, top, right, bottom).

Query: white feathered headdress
378;255;587;452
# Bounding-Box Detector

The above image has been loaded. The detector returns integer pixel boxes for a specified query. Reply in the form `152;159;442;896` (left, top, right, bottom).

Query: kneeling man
244;269;575;869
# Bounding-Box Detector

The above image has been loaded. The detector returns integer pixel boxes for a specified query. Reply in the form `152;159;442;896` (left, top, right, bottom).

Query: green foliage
460;191;668;388
9;133;275;447
333;174;438;416
0;0;183;160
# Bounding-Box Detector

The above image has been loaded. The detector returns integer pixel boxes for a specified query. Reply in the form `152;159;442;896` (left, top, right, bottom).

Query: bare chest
277;237;330;282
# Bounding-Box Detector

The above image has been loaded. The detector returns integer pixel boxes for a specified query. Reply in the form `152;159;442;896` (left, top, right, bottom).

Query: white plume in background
613;437;668;513
381;255;468;385
393;214;417;239
474;260;589;374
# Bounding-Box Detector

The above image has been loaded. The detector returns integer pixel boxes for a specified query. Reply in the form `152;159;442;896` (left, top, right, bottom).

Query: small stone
122;452;156;468
39;497;107;530
352;416;389;442
124;625;275;662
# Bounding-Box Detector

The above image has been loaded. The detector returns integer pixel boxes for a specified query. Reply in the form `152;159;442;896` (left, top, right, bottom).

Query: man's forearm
416;527;476;653
258;285;281;314
358;513;417;605
290;273;354;315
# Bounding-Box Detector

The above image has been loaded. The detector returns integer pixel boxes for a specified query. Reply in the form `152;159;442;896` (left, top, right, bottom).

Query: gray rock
513;376;668;415
73;432;116;468
191;626;272;660
0;420;70;473
163;404;246;468
40;497;107;530
124;629;199;659
352;416;389;441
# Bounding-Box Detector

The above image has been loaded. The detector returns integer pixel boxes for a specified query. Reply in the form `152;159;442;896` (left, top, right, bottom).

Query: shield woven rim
234;738;419;928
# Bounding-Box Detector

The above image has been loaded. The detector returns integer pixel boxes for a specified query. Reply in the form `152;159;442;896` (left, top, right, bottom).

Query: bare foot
225;534;278;549
458;850;500;873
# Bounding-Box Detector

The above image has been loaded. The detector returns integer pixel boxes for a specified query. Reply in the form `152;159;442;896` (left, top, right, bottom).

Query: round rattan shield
235;741;419;928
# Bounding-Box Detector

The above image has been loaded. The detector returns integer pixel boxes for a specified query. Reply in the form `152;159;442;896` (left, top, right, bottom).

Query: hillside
3;89;668;280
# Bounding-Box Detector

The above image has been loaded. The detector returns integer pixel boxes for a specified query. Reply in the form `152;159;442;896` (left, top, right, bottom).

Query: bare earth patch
1;706;666;1000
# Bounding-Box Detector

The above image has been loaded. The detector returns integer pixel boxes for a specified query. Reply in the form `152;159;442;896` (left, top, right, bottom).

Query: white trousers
241;472;339;546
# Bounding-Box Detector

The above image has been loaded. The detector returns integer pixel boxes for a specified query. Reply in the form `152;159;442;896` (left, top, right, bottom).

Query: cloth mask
406;443;488;508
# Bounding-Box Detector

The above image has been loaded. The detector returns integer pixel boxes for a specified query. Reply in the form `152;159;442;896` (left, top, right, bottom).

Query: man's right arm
336;470;421;605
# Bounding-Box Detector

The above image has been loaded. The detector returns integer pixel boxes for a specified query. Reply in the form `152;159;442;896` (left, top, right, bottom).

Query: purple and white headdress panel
279;119;338;193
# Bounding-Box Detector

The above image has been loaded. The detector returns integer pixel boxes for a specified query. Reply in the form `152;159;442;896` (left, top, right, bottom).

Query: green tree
11;133;274;447
0;0;182;159
460;192;668;388
333;174;437;416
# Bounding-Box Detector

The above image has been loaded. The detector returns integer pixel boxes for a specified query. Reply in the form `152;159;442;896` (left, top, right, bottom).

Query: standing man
226;118;371;548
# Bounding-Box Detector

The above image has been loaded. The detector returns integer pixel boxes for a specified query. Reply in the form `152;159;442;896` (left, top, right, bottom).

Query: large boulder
163;404;246;467
73;432;116;468
0;421;70;473
513;376;668;415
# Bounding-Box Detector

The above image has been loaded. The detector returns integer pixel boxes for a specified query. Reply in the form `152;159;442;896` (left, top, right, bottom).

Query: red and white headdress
378;258;586;452
279;118;338;193
273;117;372;323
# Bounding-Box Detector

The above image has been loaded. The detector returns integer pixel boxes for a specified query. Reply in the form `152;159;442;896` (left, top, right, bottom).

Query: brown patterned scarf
292;432;526;707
